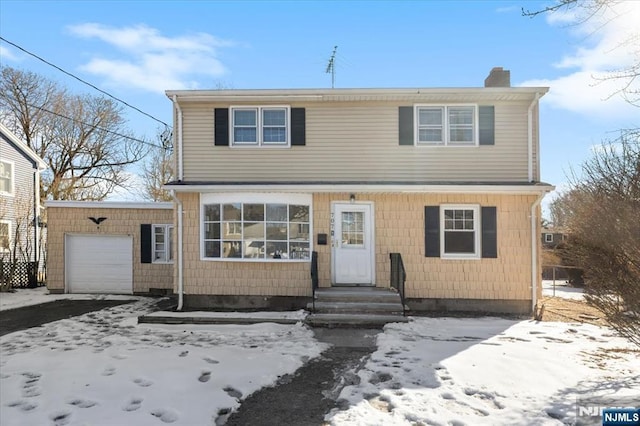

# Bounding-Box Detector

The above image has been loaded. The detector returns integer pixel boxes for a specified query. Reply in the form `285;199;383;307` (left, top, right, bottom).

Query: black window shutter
481;206;497;258
141;224;152;264
291;108;306;146
478;106;495;145
214;108;229;146
424;206;440;257
399;106;414;145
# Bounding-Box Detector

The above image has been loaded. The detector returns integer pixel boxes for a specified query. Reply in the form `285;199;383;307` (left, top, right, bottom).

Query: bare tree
524;0;640;108
0;67;144;200
558;132;640;345
140;128;174;202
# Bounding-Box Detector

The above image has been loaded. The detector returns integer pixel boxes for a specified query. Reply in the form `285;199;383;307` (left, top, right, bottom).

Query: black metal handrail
310;251;319;312
389;253;407;316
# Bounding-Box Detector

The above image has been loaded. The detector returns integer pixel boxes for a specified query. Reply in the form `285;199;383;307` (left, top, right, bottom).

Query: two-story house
164;68;553;315
0;123;47;287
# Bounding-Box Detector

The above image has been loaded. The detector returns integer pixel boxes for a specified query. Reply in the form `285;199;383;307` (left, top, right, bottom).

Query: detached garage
46;201;174;295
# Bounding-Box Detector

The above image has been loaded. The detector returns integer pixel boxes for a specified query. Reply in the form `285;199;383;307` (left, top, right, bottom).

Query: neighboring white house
0;123;47;286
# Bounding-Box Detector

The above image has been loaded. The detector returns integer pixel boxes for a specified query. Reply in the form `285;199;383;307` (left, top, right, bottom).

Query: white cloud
66;23;232;93
0;45;20;62
521;1;640;120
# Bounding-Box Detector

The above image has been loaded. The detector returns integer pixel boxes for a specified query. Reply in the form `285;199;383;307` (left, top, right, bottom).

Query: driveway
0;299;134;336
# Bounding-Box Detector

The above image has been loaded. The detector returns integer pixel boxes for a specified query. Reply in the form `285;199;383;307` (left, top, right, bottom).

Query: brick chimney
484;67;511;87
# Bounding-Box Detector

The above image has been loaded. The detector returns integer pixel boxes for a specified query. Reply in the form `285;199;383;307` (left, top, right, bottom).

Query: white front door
332;202;374;285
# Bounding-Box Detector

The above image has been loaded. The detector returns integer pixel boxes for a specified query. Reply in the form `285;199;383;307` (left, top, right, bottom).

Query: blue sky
1;0;638;215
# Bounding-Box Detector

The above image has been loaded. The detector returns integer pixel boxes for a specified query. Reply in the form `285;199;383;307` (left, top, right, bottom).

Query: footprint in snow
133;378;153;387
123;397;143;412
223;386;243;399
203;357;219;364
68;398;97;408
179;351;189;357
102;366;116;376
50;410;72;426
198;371;211;382
150;408;179;423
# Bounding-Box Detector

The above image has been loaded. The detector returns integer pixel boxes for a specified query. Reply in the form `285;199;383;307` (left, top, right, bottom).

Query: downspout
527;93;541;182
531;192;545;313
171;190;184;311
171;95;184;311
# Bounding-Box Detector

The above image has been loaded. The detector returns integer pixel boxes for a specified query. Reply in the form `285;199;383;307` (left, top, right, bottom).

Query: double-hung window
231;107;289;146
152;224;173;263
0;221;10;252
0;160;14;195
416;105;477;146
441;205;480;258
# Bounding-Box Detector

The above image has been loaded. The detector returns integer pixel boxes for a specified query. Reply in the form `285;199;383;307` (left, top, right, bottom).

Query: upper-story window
416;105;477;146
231;106;289;147
0;160;14;195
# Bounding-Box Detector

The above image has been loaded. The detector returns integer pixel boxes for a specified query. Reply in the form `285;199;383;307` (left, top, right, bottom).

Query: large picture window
202;194;311;261
231;106;289;146
416;105;477;146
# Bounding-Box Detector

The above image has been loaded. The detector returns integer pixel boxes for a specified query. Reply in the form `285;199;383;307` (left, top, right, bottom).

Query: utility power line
6;95;168;150
0;36;170;128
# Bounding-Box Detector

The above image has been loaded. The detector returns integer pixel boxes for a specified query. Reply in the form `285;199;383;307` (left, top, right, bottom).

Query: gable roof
0;122;47;170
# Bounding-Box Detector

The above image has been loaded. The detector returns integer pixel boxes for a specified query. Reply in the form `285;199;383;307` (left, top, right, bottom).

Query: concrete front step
306;313;409;328
308;301;404;315
314;288;402;303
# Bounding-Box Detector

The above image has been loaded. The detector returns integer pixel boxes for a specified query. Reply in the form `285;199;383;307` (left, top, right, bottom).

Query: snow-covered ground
542;280;585;300
2;290;637;426
328;318;639;425
0;298;327;425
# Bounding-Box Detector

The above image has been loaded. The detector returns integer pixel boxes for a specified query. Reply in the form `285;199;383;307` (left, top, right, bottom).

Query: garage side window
152;225;173;263
141;224;173;264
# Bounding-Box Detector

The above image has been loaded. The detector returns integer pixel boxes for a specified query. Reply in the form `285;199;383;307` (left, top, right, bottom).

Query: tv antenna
325;45;338;88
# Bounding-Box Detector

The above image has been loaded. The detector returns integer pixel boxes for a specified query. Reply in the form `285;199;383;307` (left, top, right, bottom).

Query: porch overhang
163;181;555;195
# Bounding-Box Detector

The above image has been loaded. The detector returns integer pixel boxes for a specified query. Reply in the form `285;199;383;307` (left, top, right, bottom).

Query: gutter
531;192;546;313
527;92;541;182
172;95;183;181
171;190;184;311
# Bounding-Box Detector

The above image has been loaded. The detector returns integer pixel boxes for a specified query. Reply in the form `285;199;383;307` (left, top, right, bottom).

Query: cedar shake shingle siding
177;192;540;302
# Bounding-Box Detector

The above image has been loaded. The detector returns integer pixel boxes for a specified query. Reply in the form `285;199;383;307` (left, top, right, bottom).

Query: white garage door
66;234;133;294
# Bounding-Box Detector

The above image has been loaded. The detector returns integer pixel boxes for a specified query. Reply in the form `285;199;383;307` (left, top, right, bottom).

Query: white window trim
414;104;479;147
152;224;174;264
545;233;553;243
200;193;313;262
0;220;11;253
229;105;291;148
0;159;15;197
440;204;481;260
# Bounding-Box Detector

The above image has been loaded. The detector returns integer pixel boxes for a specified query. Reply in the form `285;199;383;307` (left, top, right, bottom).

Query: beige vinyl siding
47;206;174;294
180;100;535;183
179;192;539;302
